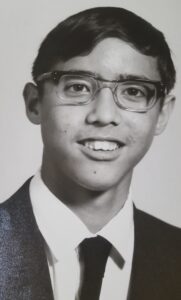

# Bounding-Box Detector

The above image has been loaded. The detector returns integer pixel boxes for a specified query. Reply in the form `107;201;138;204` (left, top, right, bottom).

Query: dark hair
32;7;176;93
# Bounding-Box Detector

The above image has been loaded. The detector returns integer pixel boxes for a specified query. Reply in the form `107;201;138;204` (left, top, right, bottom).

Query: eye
123;86;146;98
58;75;94;102
62;78;92;97
66;83;90;93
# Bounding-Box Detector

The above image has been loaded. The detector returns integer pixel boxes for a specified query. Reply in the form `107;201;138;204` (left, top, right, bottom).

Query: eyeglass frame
35;70;167;113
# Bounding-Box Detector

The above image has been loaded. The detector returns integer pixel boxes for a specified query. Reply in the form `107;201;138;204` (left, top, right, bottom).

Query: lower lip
78;143;125;161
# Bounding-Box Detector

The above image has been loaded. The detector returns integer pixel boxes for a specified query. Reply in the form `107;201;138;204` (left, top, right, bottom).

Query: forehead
54;38;161;81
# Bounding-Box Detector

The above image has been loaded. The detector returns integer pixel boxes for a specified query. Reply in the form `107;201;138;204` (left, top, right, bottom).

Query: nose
86;88;121;126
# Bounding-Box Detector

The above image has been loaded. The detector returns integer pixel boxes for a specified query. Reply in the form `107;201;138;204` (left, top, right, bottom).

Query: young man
0;6;180;300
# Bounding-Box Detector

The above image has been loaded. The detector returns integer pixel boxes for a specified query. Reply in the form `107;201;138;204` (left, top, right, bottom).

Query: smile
78;138;125;161
83;140;120;151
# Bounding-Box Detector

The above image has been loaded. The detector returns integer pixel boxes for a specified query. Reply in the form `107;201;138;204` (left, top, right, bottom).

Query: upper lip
77;137;125;147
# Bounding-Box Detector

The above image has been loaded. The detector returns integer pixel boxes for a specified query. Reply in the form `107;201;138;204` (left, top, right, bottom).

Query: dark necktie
77;235;112;300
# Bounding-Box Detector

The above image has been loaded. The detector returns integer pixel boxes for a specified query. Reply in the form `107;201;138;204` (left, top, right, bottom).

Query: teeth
84;141;119;151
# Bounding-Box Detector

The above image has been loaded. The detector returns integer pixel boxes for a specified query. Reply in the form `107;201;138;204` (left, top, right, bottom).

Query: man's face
26;38;172;192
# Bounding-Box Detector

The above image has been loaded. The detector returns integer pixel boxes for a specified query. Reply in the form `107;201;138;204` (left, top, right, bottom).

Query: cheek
40;107;73;146
125;112;159;153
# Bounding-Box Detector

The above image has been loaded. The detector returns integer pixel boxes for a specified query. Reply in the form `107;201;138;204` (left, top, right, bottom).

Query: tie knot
79;236;112;275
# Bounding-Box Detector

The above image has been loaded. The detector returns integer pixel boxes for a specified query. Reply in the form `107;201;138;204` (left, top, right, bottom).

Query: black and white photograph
0;1;181;299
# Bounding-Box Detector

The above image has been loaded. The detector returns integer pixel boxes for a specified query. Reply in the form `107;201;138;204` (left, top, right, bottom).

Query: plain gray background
1;0;181;227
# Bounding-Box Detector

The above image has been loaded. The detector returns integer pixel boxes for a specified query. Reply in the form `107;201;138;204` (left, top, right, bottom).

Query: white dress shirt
30;171;134;300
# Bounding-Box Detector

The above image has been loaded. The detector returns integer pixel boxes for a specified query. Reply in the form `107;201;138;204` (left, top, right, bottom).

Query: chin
73;172;124;192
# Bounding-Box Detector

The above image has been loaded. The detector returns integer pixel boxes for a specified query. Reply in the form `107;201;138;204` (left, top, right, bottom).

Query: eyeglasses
36;70;166;112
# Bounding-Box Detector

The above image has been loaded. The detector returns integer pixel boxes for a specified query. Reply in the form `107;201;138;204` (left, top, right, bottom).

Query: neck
41;160;132;233
71;183;131;233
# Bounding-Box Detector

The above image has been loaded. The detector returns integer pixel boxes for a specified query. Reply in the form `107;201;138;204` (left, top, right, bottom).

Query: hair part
32;7;176;93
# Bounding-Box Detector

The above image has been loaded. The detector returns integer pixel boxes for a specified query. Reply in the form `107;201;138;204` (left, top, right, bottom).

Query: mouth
79;139;121;151
77;138;125;160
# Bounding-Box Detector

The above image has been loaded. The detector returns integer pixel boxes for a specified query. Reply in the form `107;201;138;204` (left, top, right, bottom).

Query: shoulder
1;178;31;208
134;206;181;234
0;178;33;230
134;206;181;254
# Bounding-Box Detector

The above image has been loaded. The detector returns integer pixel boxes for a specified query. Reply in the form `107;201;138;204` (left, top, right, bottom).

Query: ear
23;82;41;125
155;94;175;136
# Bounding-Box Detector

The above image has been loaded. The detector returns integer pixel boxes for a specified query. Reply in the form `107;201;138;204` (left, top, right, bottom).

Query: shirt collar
97;192;134;262
30;171;134;263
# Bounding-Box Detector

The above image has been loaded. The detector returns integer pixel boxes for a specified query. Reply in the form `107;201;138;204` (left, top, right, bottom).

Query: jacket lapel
0;179;54;300
128;207;174;300
128;207;157;300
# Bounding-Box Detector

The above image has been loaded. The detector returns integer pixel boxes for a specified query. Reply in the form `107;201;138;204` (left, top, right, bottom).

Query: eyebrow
60;69;156;82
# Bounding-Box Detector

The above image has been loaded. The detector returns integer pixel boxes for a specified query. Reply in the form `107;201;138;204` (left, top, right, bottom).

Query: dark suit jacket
0;179;181;300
